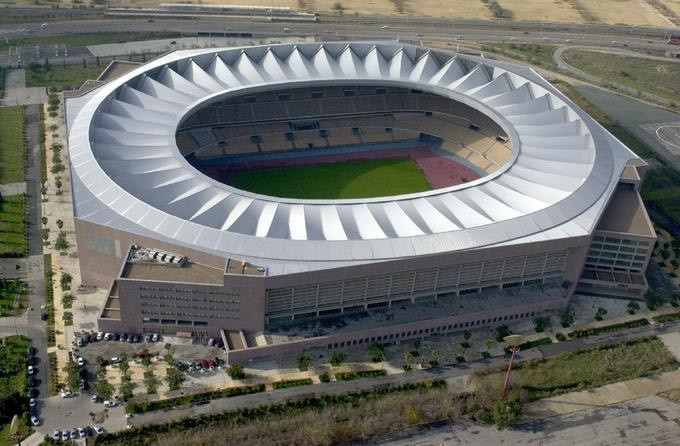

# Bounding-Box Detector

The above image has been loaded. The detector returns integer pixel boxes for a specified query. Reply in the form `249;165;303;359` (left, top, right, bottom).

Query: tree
403;352;414;371
119;379;134;401
533;316;551;333
463;330;472;341
141;355;152;368
56;219;63;230
495;325;512;342
41;217;47;226
227;363;246;380
429;349;440;367
492;391;523;429
95;379;114;401
330;350;346;367
165;366;185;391
55;231;69;251
367;343;384;362
63;360;80;391
60;272;72;290
485;339;494;351
560;307;575;328
332;1;344;12
144;370;159;394
119;352;129;374
296;353;311;372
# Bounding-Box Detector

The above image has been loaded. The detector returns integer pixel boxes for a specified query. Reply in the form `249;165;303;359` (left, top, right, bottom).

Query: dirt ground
4;0;678;25
582;0;673;26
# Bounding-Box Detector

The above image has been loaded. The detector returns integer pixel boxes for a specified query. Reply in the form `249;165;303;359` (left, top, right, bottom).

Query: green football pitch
228;157;432;199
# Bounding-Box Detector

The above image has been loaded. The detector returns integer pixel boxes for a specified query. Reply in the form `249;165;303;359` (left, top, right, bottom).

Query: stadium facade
66;42;655;362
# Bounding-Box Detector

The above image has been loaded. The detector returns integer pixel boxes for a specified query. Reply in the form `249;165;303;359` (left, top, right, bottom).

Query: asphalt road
0;16;676;59
24;104;49;403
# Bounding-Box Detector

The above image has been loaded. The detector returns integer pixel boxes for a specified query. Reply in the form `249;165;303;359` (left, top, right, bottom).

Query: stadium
65;42;655;362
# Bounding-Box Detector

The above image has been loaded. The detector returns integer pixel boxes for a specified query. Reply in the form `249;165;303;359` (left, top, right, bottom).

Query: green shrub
569;318;649;338
555;332;566;341
319;372;331;383
653;312;680;323
126;383;266;413
495;325;511;342
334;369;387;381
272;378;313;389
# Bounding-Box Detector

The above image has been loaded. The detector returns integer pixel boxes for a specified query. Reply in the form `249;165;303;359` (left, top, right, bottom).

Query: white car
96;332;104;341
93;425;104;435
53;430;61;441
27;365;34;375
29;398;36;407
30;416;40;426
151;333;159;342
91;394;99;402
78;426;86;437
110;356;120;364
77;357;85;367
61;390;74;398
62;430;70;441
104;400;116;407
104;333;111;341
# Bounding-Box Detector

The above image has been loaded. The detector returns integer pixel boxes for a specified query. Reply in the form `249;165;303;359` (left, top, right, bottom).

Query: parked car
60;390;74;398
128;335;134;343
96;332;104;341
110;356;121;364
77;356;85;367
93;425;104;435
27;365;34;375
208;337;215;346
144;335;151;342
62;429;70;441
53;430;61;441
133;335;140;343
29;398;36;407
119;334;127;342
30;416;40;426
152;333;159;342
103;333;111;341
78;426;87;438
104;400;116;408
71;427;78;439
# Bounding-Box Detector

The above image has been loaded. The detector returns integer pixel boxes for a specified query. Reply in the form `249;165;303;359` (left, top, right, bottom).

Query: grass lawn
484;43;556;67
1;31;181;50
562;50;680;104
0;279;28;317
0;336;31;446
25;64;107;90
228;157;432;199
0;195;27;256
0;417;31;446
486;337;677;401
0;106;25;183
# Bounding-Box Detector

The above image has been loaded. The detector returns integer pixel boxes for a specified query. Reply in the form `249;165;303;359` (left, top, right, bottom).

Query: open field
477;337;677;401
0;106;25;183
25;63;105;90
0;195;26;256
562;50;680;104
0;279;27;317
581;0;673;26
228;157;432;199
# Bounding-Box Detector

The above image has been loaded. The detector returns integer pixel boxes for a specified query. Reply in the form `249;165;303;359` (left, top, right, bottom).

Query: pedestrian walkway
523;370;680;420
0;182;26;194
20;431;44;446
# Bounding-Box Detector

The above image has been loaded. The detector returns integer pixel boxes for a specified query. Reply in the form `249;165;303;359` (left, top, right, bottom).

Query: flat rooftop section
226;258;266;276
121;261;224;284
97;60;141;82
597;185;654;236
260;282;569;346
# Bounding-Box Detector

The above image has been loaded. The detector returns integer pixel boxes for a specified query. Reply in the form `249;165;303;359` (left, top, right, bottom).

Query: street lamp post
502;334;523;399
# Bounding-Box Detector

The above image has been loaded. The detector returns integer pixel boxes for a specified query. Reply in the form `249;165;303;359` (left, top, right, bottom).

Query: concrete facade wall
227;294;567;364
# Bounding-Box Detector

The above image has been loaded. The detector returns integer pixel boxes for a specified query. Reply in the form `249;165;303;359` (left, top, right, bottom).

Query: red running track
198;146;481;189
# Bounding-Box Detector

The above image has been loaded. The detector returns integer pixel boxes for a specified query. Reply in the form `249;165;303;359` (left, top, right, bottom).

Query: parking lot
35;391;126;439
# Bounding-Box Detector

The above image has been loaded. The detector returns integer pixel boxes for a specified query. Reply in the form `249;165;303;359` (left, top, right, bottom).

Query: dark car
27;346;36;355
132;335;140;343
41;312;47;321
28;388;39;398
89;333;97;343
127;335;134;343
